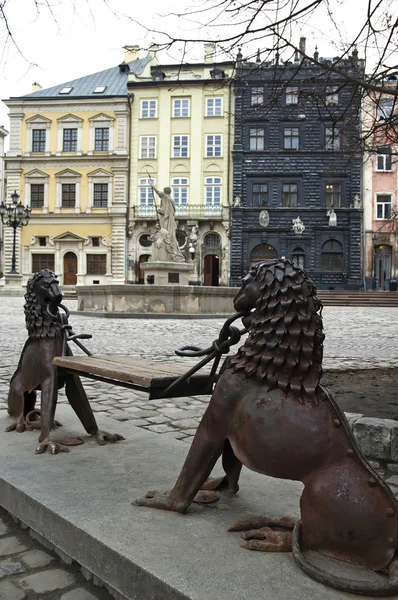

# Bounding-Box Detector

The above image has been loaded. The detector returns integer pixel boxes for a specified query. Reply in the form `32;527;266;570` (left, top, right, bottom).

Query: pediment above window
57;114;84;123
87;168;112;178
25;169;49;180
88;113;115;122
204;162;222;172
53;231;85;242
25;115;52;124
55;168;82;179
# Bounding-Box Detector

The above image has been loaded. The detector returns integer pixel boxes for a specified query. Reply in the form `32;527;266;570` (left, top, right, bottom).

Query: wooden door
203;254;219;286
64;252;77;285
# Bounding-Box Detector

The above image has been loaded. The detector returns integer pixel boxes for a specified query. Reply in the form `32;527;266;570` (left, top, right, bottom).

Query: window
39;237;46;247
32;130;46;152
92;237;100;247
139;234;152;247
325;183;342;208
32;254;54;272
63;128;78;152
59;87;72;95
94;128;109;151
376;194;392;220
172;178;188;214
249;128;265;151
138;178;155;215
292;247;305;270
321;239;343;271
250;87;264;107
173;98;190;117
93;183;108;208
87;254;106;275
140;99;157;118
173;135;189;158
140;136;156;159
326;86;339;106
206;97;222;116
30;184;44;208
325;126;340;150
283;127;299;151
61;183;76;208
206;134;222;157
376;147;393;172
252;184;268;207
204;233;221;247
286;86;299;105
94;86;106;93
205;177;222;215
377;98;394;121
282;183;298;207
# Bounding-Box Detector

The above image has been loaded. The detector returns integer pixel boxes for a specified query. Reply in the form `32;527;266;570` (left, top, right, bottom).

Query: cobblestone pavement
2;298;398;445
0;508;110;599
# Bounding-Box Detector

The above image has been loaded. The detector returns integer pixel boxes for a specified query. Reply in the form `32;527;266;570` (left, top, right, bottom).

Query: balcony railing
136;204;223;219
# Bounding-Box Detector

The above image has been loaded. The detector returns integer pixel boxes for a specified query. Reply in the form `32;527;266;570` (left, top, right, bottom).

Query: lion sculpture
136;259;398;595
6;269;123;454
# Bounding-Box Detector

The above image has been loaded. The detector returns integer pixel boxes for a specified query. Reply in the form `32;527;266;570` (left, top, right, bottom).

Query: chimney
124;45;140;63
299;37;306;57
148;43;159;66
204;43;216;64
32;82;42;93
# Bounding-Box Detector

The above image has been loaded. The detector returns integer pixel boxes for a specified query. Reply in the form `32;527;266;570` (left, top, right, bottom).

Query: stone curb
345;412;398;469
70;311;230;319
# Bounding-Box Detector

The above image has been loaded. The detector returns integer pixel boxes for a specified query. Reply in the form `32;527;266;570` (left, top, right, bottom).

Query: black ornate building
231;42;364;289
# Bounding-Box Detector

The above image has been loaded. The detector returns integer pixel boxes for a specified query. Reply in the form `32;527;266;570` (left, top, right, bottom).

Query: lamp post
0;191;31;274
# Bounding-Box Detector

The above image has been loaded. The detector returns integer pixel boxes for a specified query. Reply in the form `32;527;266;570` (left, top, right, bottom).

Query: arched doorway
203;254;219;286
138;254;150;284
250;243;278;267
63;252;77;285
374;244;392;290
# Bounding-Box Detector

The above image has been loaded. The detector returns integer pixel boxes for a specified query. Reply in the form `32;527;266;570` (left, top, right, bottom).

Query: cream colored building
2;49;149;288
0;125;8;277
127;44;235;286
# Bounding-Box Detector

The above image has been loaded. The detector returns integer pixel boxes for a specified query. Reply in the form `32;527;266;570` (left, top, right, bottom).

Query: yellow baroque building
3;47;150;288
127;44;235;286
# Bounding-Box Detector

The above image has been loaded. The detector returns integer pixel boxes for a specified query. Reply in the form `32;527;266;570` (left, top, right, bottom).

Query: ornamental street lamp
0;191;31;274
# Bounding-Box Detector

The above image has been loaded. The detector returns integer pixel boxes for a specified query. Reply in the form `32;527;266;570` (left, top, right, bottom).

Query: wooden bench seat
53;355;214;399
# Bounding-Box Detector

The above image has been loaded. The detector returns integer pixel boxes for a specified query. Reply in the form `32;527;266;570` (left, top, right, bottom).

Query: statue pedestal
142;261;191;286
0;273;25;296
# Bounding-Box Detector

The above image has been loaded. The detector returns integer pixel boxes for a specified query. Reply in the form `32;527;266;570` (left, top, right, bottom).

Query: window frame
30;183;45;209
376;193;393;220
204;177;222;215
94;127;109;152
62;128;78;152
249;127;265;151
173;98;190;118
282;182;299;207
376;147;393;172
32;129;46;153
285;86;299;105
87;254;107;275
321;239;344;272
172;135;189;158
140;136;157;159
205;97;223;117
32;254;55;273
140;99;158;119
205;134;222;158
250;86;264;107
61;183;76;208
171;178;189;214
377;98;394;121
283;127;300;151
138;177;156;216
325;125;341;151
325;183;342;208
251;183;268;207
93;183;109;208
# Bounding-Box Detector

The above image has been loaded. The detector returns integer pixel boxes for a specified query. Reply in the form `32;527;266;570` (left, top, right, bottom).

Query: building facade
2;48;149;287
231;44;364;289
363;81;398;290
0;125;8;277
127;44;234;286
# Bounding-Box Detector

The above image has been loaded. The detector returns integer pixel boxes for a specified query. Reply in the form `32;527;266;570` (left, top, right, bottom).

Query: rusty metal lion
136;259;398;595
6;269;123;454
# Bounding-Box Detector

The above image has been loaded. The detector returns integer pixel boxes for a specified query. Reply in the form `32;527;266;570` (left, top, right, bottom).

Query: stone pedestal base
142;261;191;286
0;273;25;296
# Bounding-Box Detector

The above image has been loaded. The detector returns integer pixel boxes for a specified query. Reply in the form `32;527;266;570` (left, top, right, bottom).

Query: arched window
321;239;343;271
292;247;305;270
250;243;277;261
139;234;152;247
203;233;221;248
176;231;187;248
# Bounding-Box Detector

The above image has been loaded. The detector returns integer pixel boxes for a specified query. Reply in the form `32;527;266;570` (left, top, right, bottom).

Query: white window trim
286;86;299;105
25;116;51;156
172;177;189;214
138;177;156;216
140;99;158;119
55;170;82;214
205;134;223;158
205;97;223;117
172;98;190;118
56;115;83;156
88;114;115;155
375;151;393;172
24;170;49;214
375;192;393;220
87;169;113;214
172;135;190;158
140;136;157;159
204;177;222;215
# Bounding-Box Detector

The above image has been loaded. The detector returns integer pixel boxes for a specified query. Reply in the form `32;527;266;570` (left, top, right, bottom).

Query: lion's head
24;269;63;339
229;259;324;403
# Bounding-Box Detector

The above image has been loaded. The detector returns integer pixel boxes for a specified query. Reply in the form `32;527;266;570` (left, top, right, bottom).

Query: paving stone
159;431;189;440
146;415;171;424
0;537;27;557
0;580;26;600
20;549;55;568
387;463;398;474
123;408;158;418
0;561;24;578
158;408;203;420
386;475;398;488
61;588;100;600
0;520;8;537
353;418;396;460
19;568;75;593
144;423;175;433
170;419;200;430
126;419;150;427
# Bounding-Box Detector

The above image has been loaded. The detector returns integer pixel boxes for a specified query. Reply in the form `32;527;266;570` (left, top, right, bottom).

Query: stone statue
353;194;361;209
136;259;398;595
233;196;241;207
327;208;337;226
292;216;305;234
259;210;270;228
151;185;184;262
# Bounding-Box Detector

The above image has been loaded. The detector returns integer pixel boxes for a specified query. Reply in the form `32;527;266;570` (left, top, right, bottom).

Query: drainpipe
126;92;134;283
227;75;233;286
360;103;367;290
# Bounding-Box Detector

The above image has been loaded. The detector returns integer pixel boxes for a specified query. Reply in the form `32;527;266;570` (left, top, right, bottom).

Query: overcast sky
0;0;394;145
